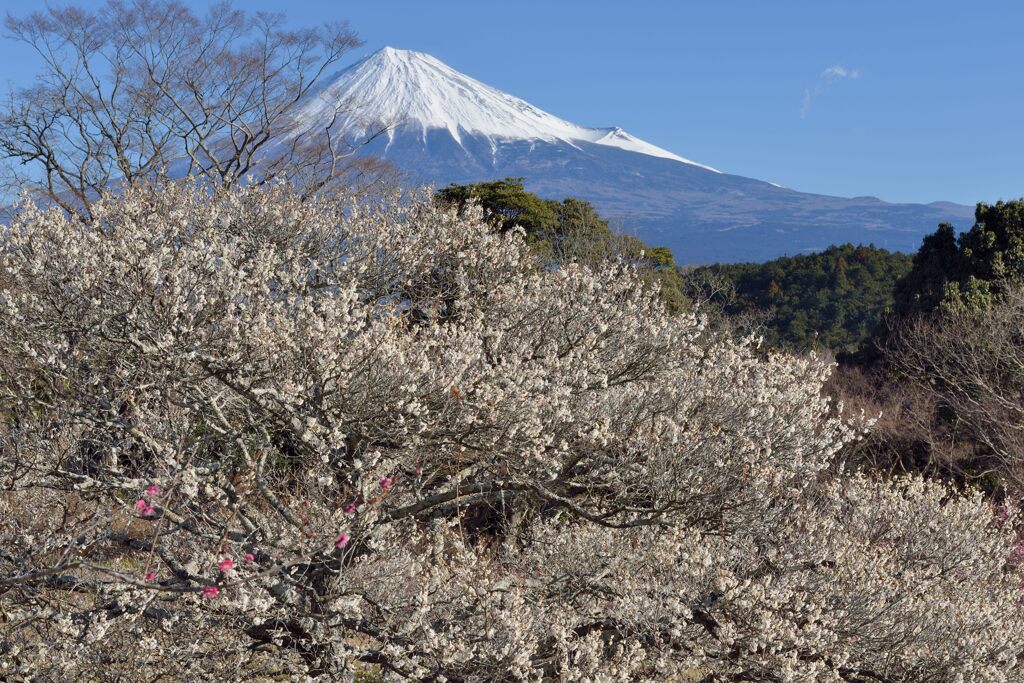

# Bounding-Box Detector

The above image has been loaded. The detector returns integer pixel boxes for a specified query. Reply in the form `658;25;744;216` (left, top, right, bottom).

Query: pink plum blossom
145;571;157;582
244;553;255;564
335;532;349;548
144;484;159;497
217;557;235;572
379;476;394;491
202;586;219;599
342;502;357;514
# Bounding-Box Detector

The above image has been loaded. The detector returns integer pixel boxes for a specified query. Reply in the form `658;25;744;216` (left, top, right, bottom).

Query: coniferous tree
893;199;1024;317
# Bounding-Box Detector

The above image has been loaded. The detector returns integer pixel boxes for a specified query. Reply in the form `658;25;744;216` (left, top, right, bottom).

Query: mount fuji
290;47;973;263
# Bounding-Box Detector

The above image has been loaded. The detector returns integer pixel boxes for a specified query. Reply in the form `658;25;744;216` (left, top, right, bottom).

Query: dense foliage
893;199;1024;317
683;245;912;352
2;183;1022;681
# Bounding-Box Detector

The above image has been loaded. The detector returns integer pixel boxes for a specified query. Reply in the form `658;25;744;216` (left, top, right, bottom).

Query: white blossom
0;182;1020;680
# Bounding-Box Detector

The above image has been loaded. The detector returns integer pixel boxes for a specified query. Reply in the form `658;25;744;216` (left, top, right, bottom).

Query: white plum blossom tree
0;182;1022;681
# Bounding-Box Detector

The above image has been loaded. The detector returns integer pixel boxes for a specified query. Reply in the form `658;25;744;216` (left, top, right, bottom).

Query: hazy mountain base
364;130;974;263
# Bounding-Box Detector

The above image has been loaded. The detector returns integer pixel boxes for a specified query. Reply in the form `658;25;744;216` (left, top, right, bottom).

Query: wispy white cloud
801;65;860;118
822;65;860;80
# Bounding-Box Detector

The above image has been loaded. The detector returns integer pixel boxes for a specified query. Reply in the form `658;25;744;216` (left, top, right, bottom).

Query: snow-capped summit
292;47;718;172
284;46;972;263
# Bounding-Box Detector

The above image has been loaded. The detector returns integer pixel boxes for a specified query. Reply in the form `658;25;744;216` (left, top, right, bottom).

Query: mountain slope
292;46;717;171
292;47;974;264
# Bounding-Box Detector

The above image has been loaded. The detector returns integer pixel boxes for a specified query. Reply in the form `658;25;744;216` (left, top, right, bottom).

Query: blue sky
1;0;1020;206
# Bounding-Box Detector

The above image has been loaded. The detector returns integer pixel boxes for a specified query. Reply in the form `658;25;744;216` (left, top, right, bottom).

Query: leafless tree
0;0;389;218
679;264;771;339
882;283;1024;491
828;362;971;479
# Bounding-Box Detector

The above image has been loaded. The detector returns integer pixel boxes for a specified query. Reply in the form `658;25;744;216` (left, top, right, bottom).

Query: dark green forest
684;246;912;352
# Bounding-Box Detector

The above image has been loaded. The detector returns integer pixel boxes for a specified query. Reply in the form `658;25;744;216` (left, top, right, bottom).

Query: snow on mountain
284;46;973;263
291;47;719;172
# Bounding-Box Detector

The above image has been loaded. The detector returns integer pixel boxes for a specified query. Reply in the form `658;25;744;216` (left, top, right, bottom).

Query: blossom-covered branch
0;182;1021;680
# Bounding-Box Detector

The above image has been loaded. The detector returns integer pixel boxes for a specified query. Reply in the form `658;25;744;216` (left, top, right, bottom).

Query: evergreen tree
436;178;559;238
436;179;687;313
685;244;912;352
893;199;1024;317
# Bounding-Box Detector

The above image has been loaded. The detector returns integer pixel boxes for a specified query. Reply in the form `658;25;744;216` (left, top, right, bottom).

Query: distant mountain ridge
290;47;974;263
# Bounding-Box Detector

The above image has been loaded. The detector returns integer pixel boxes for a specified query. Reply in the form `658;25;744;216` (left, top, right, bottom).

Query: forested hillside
684;245;912;352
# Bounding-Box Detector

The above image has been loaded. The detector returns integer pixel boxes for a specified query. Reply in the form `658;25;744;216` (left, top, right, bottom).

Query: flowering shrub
0;183;1021;680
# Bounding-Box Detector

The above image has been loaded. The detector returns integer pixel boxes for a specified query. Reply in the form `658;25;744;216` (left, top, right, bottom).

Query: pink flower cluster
192;554;254;598
134;483;160;516
335;532;349;549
